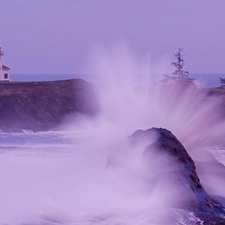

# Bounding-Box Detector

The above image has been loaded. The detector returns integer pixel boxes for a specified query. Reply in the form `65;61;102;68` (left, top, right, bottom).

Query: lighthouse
0;47;10;82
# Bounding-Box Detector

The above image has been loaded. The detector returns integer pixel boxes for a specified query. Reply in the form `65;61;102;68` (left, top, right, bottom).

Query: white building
0;47;10;82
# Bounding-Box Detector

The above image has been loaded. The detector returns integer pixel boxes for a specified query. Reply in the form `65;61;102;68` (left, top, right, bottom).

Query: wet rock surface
129;128;225;224
0;79;99;132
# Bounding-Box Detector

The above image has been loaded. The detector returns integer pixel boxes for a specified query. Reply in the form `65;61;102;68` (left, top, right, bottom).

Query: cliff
0;79;99;132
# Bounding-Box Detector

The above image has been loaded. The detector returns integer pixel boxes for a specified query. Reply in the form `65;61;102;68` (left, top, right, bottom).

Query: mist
1;44;225;224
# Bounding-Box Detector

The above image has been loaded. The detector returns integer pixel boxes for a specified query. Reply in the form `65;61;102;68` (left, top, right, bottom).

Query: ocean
1;73;225;224
1;129;225;225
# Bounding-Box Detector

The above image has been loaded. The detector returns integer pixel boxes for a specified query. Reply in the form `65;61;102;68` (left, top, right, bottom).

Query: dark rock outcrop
0;79;99;132
129;128;225;223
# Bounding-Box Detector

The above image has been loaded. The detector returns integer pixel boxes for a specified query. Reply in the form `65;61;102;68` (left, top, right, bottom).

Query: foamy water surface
0;130;224;225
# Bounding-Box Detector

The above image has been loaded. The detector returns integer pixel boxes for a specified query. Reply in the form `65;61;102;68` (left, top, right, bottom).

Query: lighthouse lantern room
0;47;10;82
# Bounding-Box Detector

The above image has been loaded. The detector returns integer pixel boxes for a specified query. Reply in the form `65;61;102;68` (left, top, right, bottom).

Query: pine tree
160;48;191;84
171;48;189;80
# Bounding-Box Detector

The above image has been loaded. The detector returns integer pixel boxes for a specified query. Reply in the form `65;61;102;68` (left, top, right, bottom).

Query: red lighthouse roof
2;65;10;71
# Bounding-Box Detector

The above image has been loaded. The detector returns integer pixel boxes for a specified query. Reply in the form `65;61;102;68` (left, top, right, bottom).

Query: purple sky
0;0;224;74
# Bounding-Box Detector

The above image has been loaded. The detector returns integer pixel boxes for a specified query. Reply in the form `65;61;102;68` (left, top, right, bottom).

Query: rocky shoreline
1;78;225;133
0;79;99;132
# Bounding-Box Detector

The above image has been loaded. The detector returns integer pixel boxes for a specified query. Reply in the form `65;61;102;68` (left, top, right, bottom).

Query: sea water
0;129;225;225
0;130;160;224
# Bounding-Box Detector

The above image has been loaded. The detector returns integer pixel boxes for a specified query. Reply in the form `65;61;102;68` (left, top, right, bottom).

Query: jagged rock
129;128;225;223
0;79;99;132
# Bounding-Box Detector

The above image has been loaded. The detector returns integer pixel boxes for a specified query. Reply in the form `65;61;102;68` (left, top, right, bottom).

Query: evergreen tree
160;48;191;84
171;48;189;80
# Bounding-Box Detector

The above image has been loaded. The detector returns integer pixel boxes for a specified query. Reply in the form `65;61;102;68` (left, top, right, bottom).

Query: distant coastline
191;73;225;88
10;73;225;88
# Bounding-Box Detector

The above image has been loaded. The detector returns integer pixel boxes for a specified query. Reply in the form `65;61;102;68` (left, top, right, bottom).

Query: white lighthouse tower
0;47;10;82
